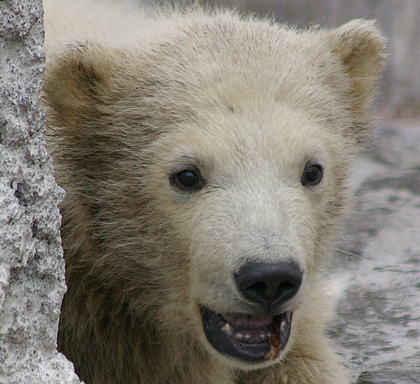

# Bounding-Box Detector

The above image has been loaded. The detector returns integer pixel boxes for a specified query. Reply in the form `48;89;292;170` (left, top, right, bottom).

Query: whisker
333;248;362;258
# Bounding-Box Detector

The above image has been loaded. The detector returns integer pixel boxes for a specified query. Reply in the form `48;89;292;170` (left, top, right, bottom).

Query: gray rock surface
0;1;81;383
331;119;420;383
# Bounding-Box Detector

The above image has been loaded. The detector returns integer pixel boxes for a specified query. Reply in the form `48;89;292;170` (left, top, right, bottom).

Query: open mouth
200;306;293;364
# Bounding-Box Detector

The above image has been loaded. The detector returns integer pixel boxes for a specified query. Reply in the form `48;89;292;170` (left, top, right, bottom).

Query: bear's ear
321;19;387;120
43;44;124;129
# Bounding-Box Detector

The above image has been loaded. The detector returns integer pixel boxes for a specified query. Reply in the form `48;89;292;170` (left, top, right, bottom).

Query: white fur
43;1;387;383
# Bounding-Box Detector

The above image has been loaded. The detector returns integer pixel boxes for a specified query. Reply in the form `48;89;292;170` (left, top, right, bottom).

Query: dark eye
171;168;204;192
301;163;323;186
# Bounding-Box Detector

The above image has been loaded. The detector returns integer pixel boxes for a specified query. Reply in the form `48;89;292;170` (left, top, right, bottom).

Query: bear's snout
235;262;303;314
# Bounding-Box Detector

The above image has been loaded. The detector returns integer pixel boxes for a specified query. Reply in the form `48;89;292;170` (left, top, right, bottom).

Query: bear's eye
171;168;204;192
301;163;324;187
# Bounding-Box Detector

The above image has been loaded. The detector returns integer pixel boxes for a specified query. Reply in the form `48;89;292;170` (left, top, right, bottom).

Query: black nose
235;262;303;312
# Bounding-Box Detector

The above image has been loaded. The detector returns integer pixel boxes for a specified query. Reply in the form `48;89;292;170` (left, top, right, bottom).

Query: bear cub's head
45;14;386;370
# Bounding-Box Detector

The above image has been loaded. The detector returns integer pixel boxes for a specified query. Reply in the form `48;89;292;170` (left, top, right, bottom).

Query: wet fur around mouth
200;306;293;364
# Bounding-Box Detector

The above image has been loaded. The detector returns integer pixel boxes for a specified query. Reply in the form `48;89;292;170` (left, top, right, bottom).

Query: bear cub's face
45;14;385;373
145;103;345;368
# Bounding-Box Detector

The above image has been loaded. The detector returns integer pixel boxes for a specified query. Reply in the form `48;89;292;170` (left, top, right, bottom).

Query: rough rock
0;0;81;383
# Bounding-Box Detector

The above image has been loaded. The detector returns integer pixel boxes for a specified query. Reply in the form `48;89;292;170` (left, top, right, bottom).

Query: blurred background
138;0;420;118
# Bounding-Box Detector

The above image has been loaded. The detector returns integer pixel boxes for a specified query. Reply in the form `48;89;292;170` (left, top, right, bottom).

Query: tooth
260;334;266;339
267;333;272;337
235;333;244;340
244;334;251;340
222;323;234;335
280;321;285;331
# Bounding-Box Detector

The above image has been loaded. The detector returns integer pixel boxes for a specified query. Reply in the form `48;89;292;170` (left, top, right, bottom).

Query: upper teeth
222;323;234;335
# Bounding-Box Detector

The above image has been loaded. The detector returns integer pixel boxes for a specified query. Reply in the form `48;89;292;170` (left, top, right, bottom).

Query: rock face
0;1;81;383
330;120;420;383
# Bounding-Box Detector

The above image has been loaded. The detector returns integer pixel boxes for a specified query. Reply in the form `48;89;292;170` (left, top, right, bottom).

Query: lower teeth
223;327;271;341
221;316;277;342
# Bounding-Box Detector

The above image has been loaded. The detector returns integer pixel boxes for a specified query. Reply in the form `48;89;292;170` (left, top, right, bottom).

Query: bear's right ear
43;44;124;129
322;20;387;110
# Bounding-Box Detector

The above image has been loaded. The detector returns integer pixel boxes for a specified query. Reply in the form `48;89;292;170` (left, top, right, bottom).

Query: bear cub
43;0;386;383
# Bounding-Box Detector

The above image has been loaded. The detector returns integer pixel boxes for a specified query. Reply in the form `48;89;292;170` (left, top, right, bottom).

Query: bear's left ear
321;19;387;137
44;44;125;128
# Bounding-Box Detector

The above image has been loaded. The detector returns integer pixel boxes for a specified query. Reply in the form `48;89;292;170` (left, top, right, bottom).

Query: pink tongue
223;313;273;328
